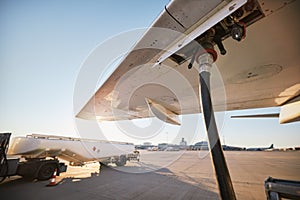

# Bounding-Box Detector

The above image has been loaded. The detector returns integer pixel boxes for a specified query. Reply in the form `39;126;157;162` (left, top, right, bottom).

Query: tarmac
1;151;299;200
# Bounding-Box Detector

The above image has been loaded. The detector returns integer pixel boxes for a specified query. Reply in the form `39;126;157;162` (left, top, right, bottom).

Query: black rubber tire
116;155;126;166
37;164;56;181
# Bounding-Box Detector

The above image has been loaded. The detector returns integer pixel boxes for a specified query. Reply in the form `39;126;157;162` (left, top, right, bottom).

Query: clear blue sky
0;0;299;148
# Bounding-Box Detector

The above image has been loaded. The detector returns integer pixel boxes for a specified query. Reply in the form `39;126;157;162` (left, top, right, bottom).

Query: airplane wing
77;0;300;124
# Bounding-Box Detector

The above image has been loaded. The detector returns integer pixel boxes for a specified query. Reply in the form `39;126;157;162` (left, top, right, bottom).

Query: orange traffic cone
46;169;58;186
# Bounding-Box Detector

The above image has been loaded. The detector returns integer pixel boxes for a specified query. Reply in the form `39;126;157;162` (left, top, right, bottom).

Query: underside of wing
77;0;300;123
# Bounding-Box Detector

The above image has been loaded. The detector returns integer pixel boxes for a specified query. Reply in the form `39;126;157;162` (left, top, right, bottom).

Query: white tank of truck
8;134;136;166
1;133;138;182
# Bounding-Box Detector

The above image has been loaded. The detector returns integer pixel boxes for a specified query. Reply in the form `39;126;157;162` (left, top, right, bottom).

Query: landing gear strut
195;42;236;200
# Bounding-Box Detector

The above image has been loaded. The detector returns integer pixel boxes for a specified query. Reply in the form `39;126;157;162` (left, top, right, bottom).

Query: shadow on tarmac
0;164;218;200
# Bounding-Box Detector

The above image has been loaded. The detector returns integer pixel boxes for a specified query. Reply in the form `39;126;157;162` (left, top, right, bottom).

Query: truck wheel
116;155;126;166
37;164;56;181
